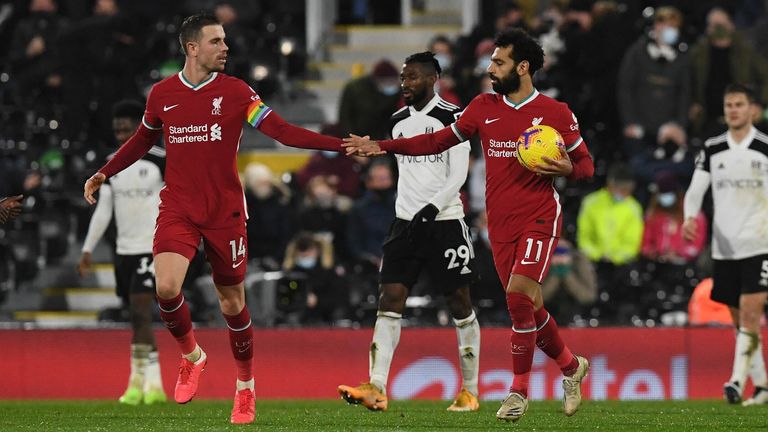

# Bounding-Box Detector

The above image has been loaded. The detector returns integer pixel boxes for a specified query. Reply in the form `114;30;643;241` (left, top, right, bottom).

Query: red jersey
140;72;268;227
379;89;592;242
99;71;343;229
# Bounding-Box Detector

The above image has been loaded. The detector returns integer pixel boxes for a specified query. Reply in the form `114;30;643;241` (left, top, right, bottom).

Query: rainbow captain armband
246;97;272;127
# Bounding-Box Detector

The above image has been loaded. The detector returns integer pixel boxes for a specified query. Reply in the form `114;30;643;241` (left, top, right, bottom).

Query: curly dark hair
493;28;544;75
404;51;441;76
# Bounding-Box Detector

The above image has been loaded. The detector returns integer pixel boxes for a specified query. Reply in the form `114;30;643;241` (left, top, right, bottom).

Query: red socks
157;293;197;355
507;292;536;397
535;307;579;375
224;307;254;382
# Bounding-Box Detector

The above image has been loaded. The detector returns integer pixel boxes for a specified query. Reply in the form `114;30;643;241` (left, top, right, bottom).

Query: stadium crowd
1;0;767;328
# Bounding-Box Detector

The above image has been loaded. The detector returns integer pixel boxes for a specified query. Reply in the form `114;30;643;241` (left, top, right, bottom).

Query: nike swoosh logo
232;260;245;268
520;260;538;265
485;118;500;124
163;104;179;112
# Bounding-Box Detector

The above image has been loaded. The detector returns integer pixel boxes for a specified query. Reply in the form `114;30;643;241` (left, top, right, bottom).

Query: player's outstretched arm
258;112;344;151
350;126;460;156
342;134;386;156
0;195;23;224
83;173;106;205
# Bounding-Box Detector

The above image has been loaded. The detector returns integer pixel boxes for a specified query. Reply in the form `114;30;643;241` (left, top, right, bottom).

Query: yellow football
515;125;565;171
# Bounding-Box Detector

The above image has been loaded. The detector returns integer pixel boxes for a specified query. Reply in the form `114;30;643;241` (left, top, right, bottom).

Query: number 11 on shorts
229;237;246;268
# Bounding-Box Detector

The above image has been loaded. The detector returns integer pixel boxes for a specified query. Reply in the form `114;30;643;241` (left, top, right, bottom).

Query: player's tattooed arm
536;148;573;177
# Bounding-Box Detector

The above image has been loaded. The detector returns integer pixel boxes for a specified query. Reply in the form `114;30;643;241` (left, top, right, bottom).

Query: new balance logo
163;104;179;112
532;117;543;125
460;266;472;275
210;123;222;141
484;118;500;124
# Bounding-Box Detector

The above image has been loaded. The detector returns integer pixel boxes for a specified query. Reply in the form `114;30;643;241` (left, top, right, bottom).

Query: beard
403;87;427;106
490;71;521;95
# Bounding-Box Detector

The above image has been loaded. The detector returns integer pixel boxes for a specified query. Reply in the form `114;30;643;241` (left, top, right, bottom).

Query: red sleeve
258;111;343;151
378;95;481;155
99;124;161;178
567;141;594;180
551;102;593;180
142;85;163;131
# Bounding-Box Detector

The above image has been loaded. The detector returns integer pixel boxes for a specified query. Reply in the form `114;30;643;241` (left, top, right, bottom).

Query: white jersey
684;126;768;259
82;146;165;255
389;95;470;221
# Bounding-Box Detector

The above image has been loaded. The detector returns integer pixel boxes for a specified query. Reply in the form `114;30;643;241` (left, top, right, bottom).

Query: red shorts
491;231;558;285
153;209;248;286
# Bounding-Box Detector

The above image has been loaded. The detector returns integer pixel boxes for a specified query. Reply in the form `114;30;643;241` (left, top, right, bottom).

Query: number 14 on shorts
229;237;246;268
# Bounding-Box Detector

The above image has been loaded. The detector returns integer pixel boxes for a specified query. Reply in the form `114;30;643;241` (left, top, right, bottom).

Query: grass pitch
1;399;766;431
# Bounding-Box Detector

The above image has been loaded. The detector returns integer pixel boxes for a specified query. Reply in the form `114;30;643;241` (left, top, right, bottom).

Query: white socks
453;311;480;396
128;343;151;388
730;329;760;386
236;378;255;391
144;350;163;391
184;345;204;364
369;311;402;394
749;332;768;388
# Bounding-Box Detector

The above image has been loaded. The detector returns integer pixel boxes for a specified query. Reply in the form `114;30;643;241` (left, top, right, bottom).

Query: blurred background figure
541;238;597;325
338;59;402;140
297;174;352;262
617;6;692;195
277;232;349;326
0;195;23;224
243;163;294;271
689;7;768;139
577;163;644;323
294;123;365;199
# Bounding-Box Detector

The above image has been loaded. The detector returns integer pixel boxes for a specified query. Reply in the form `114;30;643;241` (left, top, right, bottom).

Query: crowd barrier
0;327;755;399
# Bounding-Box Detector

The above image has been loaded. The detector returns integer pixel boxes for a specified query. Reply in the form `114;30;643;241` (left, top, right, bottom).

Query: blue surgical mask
434;53;452;71
657;192;677;208
480;229;489;243
380;84;399;96
295;256;317;269
661;27;679;46
475;55;491;75
321;150;338;158
612;192;626;202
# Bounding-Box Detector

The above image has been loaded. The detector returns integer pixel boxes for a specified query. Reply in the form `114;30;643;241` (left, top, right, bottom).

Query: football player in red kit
83;13;343;424
343;28;594;422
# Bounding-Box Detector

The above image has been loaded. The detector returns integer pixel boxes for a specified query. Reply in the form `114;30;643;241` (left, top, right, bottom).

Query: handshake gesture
342;134;387;157
0;195;23;224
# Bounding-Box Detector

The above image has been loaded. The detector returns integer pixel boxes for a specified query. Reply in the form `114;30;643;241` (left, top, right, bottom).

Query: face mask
434;53;452;71
295;256;317;269
475;55;491;75
321;150;337;158
711;24;731;41
612;192;626;202
657;192;677;208
480;229;489;243
660;27;679;45
379;84;399;96
550;264;572;278
253;184;272;199
315;194;334;208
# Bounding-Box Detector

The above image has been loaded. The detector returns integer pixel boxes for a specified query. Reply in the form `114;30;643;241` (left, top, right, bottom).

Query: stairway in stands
305;0;463;124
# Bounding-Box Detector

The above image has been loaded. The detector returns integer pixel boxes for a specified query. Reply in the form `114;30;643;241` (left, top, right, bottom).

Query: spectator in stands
338;59;401;140
541;239;597;324
243;163;294;270
689;7;768;138
0;196;23;224
346;160;396;271
752;97;768;134
278;232;349;326
617;6;692;191
641;171;707;265
427;35;462;106
8;0;67;110
297;175;352;261
577;163;644;323
295;124;365;199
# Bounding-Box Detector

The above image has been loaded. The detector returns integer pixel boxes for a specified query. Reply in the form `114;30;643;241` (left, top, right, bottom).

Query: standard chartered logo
167;123;222;143
210;123;222;141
